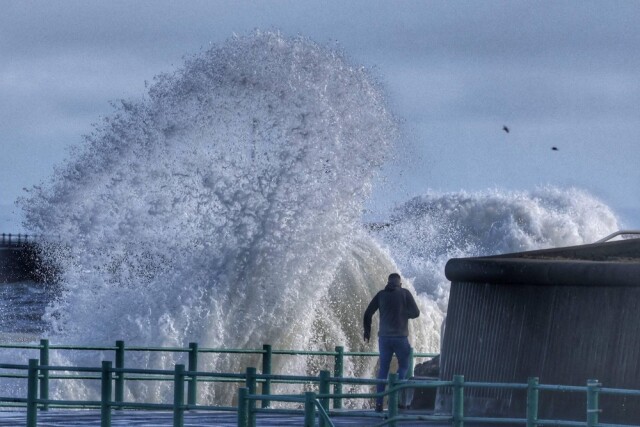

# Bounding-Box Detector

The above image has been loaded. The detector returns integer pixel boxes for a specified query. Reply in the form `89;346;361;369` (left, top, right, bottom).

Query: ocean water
0;281;53;337
3;31;620;406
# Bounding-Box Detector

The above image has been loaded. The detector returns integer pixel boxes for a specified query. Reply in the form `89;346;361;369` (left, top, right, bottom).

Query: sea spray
17;31;427;404
373;187;620;311
13;30;622;406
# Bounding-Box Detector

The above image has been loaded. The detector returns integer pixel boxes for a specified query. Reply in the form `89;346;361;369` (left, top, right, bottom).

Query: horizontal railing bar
0;397;28;403
48;375;101;380
197;348;265;354
538;384;586;392
403;379;451;387
39;365;102;373
49;345;116;351
253;408;307;415
0;344;41;350
177;371;245;379
36;399;102;407
0;374;28;379
111;401;174;410
111;376;175;381
597;423;640;427
328;377;383;386
338;351;378;357
109;367;174;375
248;395;305;403
0;363;29;369
185;404;236;411
465;382;528;390
535;420;585;426
259;374;318;382
383;414;452;422
272;350;337;356
125;347;190;352
600;387;640;396
464;416;527;424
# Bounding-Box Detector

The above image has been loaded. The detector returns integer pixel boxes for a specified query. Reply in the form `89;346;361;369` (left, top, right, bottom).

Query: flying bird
552;147;559;151
502;125;509;133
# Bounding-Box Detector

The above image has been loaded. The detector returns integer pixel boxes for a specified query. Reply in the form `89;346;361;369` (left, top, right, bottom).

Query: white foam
373;187;620;311
14;31;620;406
17;31;424;404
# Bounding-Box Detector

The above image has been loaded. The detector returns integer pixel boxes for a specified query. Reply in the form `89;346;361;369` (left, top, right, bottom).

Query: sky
1;0;639;232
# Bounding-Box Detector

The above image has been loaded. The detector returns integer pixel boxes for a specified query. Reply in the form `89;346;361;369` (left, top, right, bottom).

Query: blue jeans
376;336;411;405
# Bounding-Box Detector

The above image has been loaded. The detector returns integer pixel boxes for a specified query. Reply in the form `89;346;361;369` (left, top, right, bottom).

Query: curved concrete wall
437;239;640;423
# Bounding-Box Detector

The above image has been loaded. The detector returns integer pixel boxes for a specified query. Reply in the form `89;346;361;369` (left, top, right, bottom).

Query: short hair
388;273;402;286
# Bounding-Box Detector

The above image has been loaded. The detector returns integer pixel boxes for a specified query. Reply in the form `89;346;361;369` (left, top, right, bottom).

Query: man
363;272;420;412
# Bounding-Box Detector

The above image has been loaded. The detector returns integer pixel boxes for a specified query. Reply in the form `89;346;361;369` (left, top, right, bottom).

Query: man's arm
405;290;420;319
363;293;379;342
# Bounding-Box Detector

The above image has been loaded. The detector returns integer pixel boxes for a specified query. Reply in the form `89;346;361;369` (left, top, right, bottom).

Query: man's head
387;273;402;287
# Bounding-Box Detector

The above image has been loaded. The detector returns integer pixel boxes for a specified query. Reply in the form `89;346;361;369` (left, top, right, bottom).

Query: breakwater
0;234;54;283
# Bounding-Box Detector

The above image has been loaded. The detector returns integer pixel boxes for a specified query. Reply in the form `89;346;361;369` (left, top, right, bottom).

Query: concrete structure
437;235;640;423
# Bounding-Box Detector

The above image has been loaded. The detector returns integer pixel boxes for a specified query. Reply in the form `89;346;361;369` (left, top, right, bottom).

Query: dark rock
409;355;439;409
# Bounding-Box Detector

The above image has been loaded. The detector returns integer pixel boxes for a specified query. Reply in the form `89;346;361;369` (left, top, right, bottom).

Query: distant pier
0;233;51;283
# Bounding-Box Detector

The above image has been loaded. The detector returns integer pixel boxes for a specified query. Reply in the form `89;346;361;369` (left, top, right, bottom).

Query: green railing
2;341;640;427
0;339;437;411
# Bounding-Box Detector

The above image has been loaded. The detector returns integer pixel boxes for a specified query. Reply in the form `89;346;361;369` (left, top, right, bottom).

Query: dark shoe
375;403;383;412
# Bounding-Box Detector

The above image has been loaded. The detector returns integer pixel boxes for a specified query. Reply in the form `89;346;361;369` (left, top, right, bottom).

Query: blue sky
1;0;639;231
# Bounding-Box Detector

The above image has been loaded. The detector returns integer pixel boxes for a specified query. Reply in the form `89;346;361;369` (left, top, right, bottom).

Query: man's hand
363;331;370;343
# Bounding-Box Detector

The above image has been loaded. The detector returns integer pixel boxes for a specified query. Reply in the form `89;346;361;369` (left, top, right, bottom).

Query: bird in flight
502;125;509;133
552;147;559;151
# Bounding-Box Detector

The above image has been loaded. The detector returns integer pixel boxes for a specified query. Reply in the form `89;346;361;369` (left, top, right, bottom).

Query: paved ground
0;409;462;426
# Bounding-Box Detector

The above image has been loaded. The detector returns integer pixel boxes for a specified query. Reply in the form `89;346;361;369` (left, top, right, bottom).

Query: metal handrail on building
595;229;640;243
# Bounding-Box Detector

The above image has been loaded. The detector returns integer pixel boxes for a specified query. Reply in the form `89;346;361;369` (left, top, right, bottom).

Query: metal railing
0;339;437;411
3;360;640;427
595;230;640;243
0;233;38;246
2;341;640;427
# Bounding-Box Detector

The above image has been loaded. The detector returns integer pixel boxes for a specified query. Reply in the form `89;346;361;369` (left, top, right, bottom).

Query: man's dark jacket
363;282;420;338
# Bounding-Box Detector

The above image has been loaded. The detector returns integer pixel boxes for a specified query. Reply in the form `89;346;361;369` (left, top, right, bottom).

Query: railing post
304;391;316;427
101;361;112;427
173;364;185;427
246;367;257;427
318;370;330;427
387;373;399;427
187;342;198;407
452;375;464;427
333;346;344;409
586;379;600;427
238;387;249;427
526;377;539;427
115;340;125;408
26;359;38;427
261;344;272;408
408;346;415;378
39;339;49;411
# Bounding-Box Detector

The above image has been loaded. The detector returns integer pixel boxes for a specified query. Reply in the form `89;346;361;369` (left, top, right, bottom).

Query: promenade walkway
0;409;462;427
